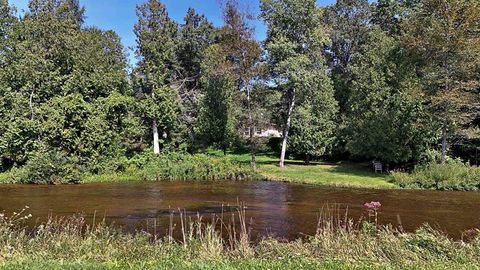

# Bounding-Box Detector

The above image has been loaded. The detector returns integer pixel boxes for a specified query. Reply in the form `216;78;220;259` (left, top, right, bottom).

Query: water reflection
0;181;479;239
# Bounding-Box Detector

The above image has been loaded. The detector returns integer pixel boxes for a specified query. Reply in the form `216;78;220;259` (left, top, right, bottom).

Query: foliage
392;160;480;190
0;0;479;184
135;152;256;181
345;28;435;164
322;0;372;114
196;44;237;152
402;0;480;162
133;0;180;152
2;210;480;269
15;147;81;184
83;151;258;183
175;8;215;145
260;0;337;166
289;98;337;163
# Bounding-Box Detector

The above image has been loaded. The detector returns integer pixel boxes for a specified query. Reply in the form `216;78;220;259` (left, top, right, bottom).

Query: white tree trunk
152;90;160;155
153;120;160;154
280;90;295;168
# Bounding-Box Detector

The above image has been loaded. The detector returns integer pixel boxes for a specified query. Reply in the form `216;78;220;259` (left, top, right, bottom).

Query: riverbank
3;151;480;190
0;152;395;189
1;210;479;270
83;153;394;189
217;152;394;189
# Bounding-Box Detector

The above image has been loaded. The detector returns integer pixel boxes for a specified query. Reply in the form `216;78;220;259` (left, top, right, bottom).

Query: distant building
243;124;282;138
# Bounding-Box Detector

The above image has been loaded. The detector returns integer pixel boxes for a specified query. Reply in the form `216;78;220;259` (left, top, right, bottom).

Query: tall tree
219;0;261;166
134;0;179;154
402;0;480;163
322;0;371;113
175;8;215;145
197;44;236;154
346;28;433;165
261;0;337;167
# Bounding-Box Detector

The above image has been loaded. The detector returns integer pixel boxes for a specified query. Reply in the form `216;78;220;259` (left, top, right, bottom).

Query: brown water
0;181;479;239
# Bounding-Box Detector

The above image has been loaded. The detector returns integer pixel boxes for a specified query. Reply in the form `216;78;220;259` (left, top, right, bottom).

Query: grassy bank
0;151;394;189
1;209;480;269
215;152;394;189
0;152;259;185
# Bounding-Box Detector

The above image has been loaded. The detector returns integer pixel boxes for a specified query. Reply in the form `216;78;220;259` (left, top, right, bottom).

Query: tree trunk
153;120;160;154
441;124;447;164
152;91;160;155
280;90;295;168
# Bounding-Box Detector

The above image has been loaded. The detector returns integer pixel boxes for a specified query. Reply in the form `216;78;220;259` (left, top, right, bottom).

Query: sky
10;0;337;65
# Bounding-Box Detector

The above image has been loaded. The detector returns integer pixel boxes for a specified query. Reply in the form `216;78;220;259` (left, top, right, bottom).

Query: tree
346;28;433;165
372;0;420;37
261;0;337;167
67;28;128;100
134;0;180;154
219;0;261;166
197;44;236;154
0;0;135;172
322;0;371;113
175;8;215;143
28;0;85;28
402;0;480;163
289;94;337;164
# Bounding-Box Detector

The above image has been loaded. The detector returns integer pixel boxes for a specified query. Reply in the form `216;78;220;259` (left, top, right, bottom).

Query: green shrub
392;161;480;190
16;149;82;184
134;152;257;181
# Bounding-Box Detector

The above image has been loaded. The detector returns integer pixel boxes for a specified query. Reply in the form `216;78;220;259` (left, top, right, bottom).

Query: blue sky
10;0;337;65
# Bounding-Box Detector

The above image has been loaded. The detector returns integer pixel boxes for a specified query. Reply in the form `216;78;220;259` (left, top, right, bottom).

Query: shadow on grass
209;149;390;182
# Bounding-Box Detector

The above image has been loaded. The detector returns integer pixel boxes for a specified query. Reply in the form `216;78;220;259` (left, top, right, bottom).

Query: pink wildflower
364;201;381;211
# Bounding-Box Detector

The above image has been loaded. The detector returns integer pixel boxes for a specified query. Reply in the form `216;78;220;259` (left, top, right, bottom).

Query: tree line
0;0;478;174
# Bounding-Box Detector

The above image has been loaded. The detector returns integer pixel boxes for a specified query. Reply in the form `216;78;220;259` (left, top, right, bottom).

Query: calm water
0;181;479;239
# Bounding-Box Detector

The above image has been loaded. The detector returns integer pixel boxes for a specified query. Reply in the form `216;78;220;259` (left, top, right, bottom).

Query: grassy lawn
214;151;394;189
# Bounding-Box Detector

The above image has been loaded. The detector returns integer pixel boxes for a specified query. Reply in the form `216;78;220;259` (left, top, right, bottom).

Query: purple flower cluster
364;201;381;211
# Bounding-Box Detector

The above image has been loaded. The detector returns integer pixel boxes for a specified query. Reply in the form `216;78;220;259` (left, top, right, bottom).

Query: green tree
322;0;372;114
402;0;480;163
261;0;337;167
197;44;236;154
0;0;134;173
134;0;180;154
175;8;215;140
289;96;337;164
219;0;261;166
346;28;433;165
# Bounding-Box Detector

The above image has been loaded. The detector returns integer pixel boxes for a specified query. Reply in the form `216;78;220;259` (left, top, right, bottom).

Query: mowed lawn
220;152;395;189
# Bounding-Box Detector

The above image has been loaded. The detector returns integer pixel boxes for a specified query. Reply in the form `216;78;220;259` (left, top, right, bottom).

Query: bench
372;161;383;173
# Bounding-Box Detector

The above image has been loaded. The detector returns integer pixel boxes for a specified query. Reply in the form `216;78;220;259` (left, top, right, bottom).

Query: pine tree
402;0;480;163
175;8;215;145
134;0;179;154
197;44;236;154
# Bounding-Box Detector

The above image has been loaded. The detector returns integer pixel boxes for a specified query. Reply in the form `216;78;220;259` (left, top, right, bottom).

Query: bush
134;152;258;181
16;149;82;184
392;160;480;190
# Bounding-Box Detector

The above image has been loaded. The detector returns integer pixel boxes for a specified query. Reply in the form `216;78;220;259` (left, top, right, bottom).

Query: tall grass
74;152;261;184
392;161;480;190
1;206;480;269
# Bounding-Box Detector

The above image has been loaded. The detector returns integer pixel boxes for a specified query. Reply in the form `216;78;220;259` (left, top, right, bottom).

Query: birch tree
134;0;179;154
260;0;336;167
